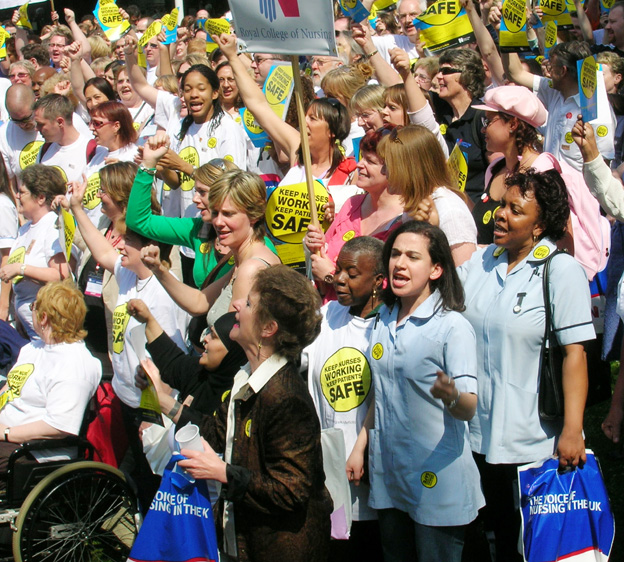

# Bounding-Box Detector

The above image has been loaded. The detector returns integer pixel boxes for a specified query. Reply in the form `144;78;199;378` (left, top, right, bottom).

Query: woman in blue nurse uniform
347;221;484;562
458;169;595;562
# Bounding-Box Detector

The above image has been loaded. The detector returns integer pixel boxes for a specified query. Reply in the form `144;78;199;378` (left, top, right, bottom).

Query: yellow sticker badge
112;303;131;354
482;210;492;225
371;343;384;360
448;143;468;192
245;419;252;437
320;347;372;412
421;471;438;488
7;247;25;284
0;363;35;412
493;246;506;257
178;146;200;191
342;230;356;242
207;137;217;149
532;245;551;260
19;141;44;170
199;242;211;254
597;125;608;137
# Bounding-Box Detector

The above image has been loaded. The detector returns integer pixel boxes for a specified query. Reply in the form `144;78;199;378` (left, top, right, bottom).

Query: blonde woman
379;125;477;265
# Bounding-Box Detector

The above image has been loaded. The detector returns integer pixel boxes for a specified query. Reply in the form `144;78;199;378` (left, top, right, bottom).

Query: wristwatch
324;273;335;284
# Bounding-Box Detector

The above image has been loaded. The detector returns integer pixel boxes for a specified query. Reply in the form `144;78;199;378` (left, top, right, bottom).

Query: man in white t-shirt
0;85;42;190
371;0;425;64
34;94;92;183
503;41;615;171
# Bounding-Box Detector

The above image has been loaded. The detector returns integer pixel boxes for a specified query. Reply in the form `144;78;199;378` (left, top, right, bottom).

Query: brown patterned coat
201;361;332;562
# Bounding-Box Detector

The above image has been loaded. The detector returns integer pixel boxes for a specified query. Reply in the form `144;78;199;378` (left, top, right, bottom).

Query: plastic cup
175;424;204;452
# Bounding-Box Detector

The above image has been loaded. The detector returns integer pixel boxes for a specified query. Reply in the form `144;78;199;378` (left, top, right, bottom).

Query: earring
372;286;378;303
257;340;262;359
533;234;538;246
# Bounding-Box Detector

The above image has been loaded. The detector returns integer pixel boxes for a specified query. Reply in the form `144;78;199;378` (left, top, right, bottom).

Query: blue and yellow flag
500;0;531;52
413;0;474;53
538;0;573;29
93;0;130;42
161;8;178;45
338;0;370;23
578;55;598;123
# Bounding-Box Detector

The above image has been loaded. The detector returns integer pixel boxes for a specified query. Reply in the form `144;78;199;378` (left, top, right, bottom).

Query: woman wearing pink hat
472;85;548;245
473;86;609;284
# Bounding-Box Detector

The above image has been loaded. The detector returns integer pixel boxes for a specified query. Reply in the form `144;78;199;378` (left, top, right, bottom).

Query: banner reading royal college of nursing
228;0;338;56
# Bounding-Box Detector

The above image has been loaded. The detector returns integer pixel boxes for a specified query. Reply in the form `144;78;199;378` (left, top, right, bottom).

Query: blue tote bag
518;450;614;562
129;454;220;562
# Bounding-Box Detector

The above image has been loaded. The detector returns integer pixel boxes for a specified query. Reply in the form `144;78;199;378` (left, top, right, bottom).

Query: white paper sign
228;0;338;56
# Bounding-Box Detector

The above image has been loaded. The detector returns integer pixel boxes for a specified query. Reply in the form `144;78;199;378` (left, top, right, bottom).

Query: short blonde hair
194;158;238;187
378;125;460;215
208;170;267;241
35;280;87;343
321;63;373;110
88;36;112;60
349;84;385;115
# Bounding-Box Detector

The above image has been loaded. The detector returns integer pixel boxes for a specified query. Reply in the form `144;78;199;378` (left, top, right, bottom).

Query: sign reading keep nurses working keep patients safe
228;0;338;56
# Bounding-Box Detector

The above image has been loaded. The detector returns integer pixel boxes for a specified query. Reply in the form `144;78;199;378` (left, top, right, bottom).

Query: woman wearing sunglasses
83;101;138;228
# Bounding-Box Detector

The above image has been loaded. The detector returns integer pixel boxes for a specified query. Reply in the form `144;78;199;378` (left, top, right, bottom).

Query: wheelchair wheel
12;461;140;562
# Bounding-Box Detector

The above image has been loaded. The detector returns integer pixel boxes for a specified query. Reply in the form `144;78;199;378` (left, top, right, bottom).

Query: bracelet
447;391;461;410
168;400;182;419
20;264;26;276
364;50;378;60
139;164;157;176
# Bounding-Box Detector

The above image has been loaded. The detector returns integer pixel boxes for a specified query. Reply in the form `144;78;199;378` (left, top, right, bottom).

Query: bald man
32;66;56;100
0;85;43;188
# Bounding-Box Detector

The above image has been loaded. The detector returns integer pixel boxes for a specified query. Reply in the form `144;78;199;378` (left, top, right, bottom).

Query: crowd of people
0;0;622;560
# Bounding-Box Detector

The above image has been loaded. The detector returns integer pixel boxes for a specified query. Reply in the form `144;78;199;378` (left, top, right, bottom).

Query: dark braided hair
177;64;224;143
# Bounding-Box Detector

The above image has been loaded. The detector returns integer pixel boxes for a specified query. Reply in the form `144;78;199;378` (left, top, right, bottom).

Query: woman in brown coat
179;265;332;562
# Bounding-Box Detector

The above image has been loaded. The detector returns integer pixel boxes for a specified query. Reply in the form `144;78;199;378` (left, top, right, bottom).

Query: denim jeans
377;508;466;562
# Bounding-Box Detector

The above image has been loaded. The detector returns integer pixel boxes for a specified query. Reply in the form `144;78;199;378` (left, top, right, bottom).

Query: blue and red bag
128;454;219;562
518;450;614;561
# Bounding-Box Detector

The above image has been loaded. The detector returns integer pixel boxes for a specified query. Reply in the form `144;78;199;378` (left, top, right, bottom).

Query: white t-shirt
372;34;419;65
111;257;189;408
401;187;477;247
156;91;248;257
0;193;18;250
302;301;377;521
82;143;139;227
128;101;155;133
8;211;64;339
0;340;101;434
37;133;92;183
0;78;10;124
0;123;43;181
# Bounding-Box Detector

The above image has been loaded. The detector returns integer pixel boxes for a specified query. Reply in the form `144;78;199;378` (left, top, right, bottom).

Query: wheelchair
0;406;142;560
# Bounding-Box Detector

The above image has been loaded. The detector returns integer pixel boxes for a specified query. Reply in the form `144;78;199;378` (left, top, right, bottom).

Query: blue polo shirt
458;239;595;464
368;291;484;526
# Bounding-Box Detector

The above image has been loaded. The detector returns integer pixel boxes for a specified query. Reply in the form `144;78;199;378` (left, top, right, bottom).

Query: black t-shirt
431;92;489;204
591;44;624;58
472;159;505;245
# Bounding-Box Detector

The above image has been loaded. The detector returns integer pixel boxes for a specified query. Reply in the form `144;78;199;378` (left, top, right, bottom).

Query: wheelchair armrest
6;435;95;473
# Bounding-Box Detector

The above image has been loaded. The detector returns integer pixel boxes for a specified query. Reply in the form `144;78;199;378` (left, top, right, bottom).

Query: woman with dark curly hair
179;265;332;562
458;169;595;561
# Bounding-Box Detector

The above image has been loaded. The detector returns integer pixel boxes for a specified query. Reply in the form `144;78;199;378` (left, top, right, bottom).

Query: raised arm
66;177;120;272
501;52;536;89
64;9;92;64
141;244;232;316
66;42;88;107
351;22;401;86
11;10;27;61
213;32;301;166
463;0;506;86
124;34;159;108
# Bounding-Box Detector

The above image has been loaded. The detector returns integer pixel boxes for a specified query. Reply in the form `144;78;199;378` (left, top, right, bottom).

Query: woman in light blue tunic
458;169;595;561
347;221;484;562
